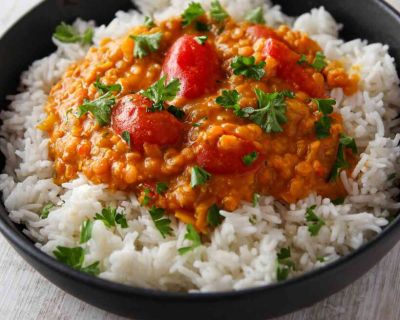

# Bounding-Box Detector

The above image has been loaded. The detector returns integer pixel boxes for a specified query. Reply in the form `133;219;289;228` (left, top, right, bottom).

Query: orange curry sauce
39;15;359;232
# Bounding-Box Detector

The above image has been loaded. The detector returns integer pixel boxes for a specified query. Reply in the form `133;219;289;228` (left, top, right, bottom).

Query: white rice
0;0;399;292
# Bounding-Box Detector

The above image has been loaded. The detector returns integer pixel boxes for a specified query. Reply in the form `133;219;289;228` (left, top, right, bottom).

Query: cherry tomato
162;35;221;99
247;25;280;41
112;94;184;150
262;38;326;98
196;136;263;175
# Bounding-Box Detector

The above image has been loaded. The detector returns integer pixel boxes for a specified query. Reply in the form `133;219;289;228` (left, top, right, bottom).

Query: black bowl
0;1;399;319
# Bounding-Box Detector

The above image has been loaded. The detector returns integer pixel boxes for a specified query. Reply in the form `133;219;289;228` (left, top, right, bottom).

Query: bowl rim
0;0;399;302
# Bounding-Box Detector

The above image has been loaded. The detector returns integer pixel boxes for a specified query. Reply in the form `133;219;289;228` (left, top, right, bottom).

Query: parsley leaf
142;188;153;206
167;105;186;120
252;193;260;207
149;206;174;238
332;197;345;205
313;98;335;139
276;247;295;281
156;182;168;194
94;207;128;228
207;204;224;227
53;246;100;276
329;133;357;180
242;151;259;166
40;202;55;219
195;35;208;45
178;224;202;255
210;0;229;22
311;52;328;71
339;133;358;154
121;131;131;146
181;2;205;27
94;79;122;95
192;116;208;127
305;205;325;236
245;7;265;24
191;166;212;188
130;32;162;58
215;89;245;116
79;220;94;244
242;89;294;133
53;22;93;45
297;54;308;65
78;92;116;126
231;55;266;80
144;16;156;28
141;76;180;112
195;21;211;32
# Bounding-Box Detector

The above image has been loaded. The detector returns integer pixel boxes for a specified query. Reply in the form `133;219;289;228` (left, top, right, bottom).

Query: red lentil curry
39;2;359;233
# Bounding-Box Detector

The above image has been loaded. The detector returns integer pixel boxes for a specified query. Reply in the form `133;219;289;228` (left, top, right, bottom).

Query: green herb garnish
215;89;245;116
191;166;212;188
94;207;128;228
130;32;162;58
210;0;229;22
207;204;224;227
329;133;357;180
141;76;180;112
242;151;259;166
231;55;266;80
252;193;260;207
245;7;265;24
305;205;325;236
195;35;208;45
94;79;122;95
144;16;156;28
40;202;55;219
181;2;205;27
156;182;168;194
167;105;186;120
121;131;131;146
79;220;94;244
195;21;211;32
192;116;208;127
313;98;335;139
317;256;326;263
142;188;152;206
53;22;93;45
311;52;328;71
53;246;100;275
178;224;202;255
149;206;173;238
339;133;358;154
78;92;116;126
276;247;295;281
331;197;345;205
297;54;308;65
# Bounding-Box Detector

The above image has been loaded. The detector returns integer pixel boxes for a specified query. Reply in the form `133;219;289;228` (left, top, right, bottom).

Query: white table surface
1;1;400;319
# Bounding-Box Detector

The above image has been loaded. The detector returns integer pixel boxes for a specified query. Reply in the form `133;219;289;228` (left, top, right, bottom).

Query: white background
0;1;400;319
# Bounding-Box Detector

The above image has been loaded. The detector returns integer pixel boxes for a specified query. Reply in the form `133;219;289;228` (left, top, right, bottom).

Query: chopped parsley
181;2;205;27
141;76;180;112
242;89;294;133
305;205;325;236
298;52;327;72
313;98;335;139
79;220;94;244
195;35;208;45
242;151;259;166
40;202;55;219
144;16;156;28
231;55;266;80
192;116;208;127
195;21;211;32
276;247;295;281
53;246;100;276
207;204;224;227
78;92;116;126
94;207;128;228
317;256;326;263
297;54;308;65
53;22;93;45
94;79;122;95
178;224;202;255
332;197;345;205
329;133;358;180
167;105;186;120
245;7;265;24
252;193;260;207
215;89;245;116
210;0;229;22
191;166;211;188
156;182;169;194
142;188;152;206
149;206;173;238
130;32;162;58
121;131;131;146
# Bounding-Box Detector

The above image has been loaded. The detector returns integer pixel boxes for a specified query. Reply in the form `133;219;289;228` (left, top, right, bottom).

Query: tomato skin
111;94;184;150
262;38;326;98
196;138;263;175
162;35;221;99
247;25;280;41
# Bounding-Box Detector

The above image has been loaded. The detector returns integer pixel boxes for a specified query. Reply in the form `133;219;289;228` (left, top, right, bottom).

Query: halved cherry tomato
247;25;280;41
196;136;263;175
262;38;326;98
162;35;221;99
112;94;184;150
